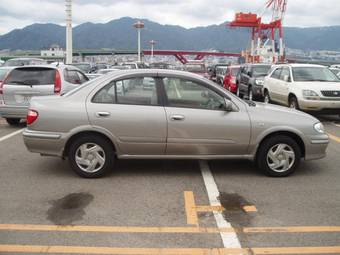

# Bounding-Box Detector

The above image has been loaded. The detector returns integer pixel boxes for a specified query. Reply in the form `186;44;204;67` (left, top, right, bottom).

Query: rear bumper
23;129;65;157
0;105;28;119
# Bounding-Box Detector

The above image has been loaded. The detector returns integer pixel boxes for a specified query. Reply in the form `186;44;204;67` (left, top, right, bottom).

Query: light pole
149;40;156;63
133;21;144;62
65;0;73;64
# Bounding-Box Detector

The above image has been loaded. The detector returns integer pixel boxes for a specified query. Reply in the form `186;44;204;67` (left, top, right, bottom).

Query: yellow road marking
1;245;340;254
327;133;340;143
243;205;257;212
1;224;340;234
184;191;199;226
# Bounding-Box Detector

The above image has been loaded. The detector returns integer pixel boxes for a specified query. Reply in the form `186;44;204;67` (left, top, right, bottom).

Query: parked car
122;62;149;69
0;65;89;125
71;62;95;73
184;62;209;79
3;58;47;67
263;64;340;113
97;69;120;75
237;63;272;101
207;64;228;82
23;69;328;178
223;65;240;93
215;66;228;85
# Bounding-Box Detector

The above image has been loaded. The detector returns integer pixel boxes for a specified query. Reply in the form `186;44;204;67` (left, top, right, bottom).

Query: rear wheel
68;135;115;178
257;135;301;177
236;85;243;99
6;118;21;126
264;90;271;104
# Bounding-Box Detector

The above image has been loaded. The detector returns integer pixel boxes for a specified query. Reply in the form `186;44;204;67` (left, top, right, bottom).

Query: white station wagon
263;64;340;114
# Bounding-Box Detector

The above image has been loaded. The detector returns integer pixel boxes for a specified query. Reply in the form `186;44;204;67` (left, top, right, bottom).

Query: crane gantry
229;0;288;63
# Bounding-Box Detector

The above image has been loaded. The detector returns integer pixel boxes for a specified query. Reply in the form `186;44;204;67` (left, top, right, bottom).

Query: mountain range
0;17;339;52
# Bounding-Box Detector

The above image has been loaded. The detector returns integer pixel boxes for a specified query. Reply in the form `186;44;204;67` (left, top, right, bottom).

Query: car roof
10;64;84;72
277;63;326;68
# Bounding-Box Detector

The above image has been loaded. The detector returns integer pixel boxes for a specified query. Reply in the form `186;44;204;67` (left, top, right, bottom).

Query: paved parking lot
0;115;339;254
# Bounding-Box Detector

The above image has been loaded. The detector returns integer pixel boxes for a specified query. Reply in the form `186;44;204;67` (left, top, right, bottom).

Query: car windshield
185;64;205;73
252;65;271;77
292;67;340;82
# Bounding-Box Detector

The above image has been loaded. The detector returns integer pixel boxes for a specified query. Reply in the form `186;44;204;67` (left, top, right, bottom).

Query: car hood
248;101;319;124
294;81;340;90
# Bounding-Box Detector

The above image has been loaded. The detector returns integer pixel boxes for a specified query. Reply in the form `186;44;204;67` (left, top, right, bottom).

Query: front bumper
23;129;66;157
252;85;264;98
299;98;340;112
0;105;28;119
305;134;329;160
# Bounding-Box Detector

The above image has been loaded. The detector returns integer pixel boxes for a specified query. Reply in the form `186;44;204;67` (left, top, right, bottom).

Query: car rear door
161;76;251;156
86;75;167;156
2;67;55;106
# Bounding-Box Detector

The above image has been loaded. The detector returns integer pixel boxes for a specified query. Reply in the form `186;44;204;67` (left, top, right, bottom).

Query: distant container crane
229;0;287;63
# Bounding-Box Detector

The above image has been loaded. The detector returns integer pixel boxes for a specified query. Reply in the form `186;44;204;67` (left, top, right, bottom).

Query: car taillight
54;70;61;94
27;109;39;125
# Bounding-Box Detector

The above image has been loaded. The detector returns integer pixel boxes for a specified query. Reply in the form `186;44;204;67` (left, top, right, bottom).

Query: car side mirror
283;75;290;82
224;99;233;112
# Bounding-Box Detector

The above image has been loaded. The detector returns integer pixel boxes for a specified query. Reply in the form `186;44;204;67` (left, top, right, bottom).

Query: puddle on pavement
218;192;255;228
47;192;93;225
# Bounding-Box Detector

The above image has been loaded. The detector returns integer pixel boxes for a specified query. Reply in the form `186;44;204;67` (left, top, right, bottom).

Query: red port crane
229;0;287;63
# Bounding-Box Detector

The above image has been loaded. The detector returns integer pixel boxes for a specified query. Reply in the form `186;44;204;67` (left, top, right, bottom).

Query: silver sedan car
23;69;329;178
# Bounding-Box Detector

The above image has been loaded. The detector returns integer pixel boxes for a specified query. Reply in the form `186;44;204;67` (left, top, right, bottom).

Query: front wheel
256;135;301;177
264;91;271;104
68;135;115;178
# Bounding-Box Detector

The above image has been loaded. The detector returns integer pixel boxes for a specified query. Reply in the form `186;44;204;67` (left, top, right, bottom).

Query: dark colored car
207;64;228;82
223;65;240;93
236;64;271;101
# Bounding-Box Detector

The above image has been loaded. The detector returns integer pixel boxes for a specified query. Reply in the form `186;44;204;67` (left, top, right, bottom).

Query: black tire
264;90;271;104
6;118;21;126
289;96;300;110
248;86;253;101
236;85;243;99
256;135;301;177
68;135;115;178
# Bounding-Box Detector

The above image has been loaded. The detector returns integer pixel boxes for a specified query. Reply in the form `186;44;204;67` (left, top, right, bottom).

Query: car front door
86;75;167;156
277;67;292;105
267;67;282;103
161;76;251;156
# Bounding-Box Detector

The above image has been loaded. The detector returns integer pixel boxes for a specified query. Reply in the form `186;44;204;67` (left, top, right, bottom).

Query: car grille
321;90;340;97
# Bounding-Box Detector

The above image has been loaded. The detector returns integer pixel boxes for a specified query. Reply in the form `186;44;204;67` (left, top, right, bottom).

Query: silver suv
23;70;328;178
0;65;88;125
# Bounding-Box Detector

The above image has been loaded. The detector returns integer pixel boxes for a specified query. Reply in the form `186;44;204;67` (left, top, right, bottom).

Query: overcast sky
0;0;339;35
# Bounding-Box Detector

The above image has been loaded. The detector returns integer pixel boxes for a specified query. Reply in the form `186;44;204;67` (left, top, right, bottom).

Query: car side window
64;69;81;84
92;81;115;104
76;71;89;83
116;77;158;106
279;67;291;81
271;68;282;79
163;77;225;111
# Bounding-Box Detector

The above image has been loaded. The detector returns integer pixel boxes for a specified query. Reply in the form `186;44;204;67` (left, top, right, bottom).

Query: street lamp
133;21;145;62
149;40;156;63
65;0;73;64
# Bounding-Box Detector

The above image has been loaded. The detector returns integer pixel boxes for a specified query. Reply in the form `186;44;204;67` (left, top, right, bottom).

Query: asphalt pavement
0;115;339;255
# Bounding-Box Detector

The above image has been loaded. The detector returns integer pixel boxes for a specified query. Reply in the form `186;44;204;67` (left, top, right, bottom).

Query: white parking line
199;160;242;249
0;129;24;142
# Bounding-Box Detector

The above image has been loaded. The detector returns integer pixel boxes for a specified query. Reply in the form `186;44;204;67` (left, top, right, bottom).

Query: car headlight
303;90;319;99
255;79;264;86
314;122;325;134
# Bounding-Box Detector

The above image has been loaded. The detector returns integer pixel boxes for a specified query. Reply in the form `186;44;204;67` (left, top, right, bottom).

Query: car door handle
170;114;185;121
96;111;111;117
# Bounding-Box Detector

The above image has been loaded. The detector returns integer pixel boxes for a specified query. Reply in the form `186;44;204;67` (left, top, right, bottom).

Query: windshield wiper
8;80;32;85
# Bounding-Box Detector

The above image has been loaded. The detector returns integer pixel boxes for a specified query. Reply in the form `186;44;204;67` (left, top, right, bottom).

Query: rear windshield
5;68;56;86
